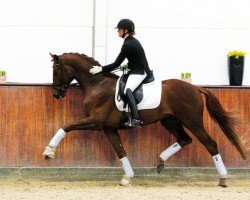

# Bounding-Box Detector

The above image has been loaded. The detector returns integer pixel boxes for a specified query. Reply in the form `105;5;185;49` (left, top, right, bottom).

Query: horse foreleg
43;117;96;159
104;128;134;186
43;128;66;159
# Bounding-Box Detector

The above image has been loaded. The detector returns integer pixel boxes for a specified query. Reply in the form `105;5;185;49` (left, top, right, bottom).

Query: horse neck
77;74;117;98
72;62;117;92
63;53;118;93
63;54;98;84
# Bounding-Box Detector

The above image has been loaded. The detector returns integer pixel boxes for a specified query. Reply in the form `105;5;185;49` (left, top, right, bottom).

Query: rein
53;56;121;88
72;68;121;86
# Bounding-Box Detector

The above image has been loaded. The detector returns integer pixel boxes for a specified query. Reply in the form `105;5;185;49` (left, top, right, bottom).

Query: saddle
117;71;155;106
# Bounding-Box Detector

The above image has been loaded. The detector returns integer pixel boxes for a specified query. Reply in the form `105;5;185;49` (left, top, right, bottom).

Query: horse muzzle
53;90;66;99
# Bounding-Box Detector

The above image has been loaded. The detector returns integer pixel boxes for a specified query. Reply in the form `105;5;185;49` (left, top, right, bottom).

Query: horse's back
160;79;204;116
162;79;200;94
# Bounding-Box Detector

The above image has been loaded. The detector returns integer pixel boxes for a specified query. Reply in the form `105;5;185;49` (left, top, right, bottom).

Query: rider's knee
124;88;132;95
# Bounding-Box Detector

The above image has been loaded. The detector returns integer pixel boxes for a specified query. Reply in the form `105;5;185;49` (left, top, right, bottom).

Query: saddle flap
118;74;143;104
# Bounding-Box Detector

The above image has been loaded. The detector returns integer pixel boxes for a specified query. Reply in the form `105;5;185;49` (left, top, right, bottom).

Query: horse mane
62;52;119;79
62;52;101;66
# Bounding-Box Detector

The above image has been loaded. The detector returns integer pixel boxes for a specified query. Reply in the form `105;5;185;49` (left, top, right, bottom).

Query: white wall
1;0;250;85
0;0;93;83
100;0;250;85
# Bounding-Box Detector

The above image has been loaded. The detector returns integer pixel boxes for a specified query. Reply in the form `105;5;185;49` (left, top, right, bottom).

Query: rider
89;19;153;128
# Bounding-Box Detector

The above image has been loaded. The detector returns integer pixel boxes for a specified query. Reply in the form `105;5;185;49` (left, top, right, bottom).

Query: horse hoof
45;156;51;160
156;157;164;173
119;175;131;186
157;164;165;173
218;178;227;187
43;146;56;159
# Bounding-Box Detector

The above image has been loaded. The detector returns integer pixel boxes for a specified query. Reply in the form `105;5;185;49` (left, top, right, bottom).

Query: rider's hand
119;63;128;69
89;66;102;74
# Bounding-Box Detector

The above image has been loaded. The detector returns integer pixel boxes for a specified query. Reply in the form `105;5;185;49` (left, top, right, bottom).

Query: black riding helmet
115;19;135;32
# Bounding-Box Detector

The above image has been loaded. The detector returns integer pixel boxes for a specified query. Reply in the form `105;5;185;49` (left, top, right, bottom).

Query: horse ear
49;53;59;61
49;52;54;58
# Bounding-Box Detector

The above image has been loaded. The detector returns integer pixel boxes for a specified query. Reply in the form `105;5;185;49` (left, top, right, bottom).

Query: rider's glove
119;63;128;69
89;66;102;74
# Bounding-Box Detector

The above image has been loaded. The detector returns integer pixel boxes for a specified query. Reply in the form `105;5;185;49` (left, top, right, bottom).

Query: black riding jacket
102;36;152;75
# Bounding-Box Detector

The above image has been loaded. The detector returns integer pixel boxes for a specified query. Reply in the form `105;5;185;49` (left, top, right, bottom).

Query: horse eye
52;64;59;68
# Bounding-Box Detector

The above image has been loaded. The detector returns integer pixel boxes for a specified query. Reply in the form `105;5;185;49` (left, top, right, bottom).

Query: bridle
52;56;70;95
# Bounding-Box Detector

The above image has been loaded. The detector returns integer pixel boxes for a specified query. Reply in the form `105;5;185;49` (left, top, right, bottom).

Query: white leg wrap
159;142;181;161
120;157;134;178
43;146;56;158
213;154;227;178
49;128;66;148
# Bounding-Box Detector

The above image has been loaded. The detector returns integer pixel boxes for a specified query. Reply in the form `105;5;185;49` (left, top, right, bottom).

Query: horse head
50;53;75;99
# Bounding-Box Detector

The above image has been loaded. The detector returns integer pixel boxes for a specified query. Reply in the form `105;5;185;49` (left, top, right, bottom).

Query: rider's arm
102;44;129;73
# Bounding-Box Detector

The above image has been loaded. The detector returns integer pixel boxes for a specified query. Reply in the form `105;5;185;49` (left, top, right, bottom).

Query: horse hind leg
103;128;134;186
184;121;228;187
157;116;192;173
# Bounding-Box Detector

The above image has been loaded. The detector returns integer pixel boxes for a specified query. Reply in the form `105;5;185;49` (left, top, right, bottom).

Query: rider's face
117;28;124;37
117;29;128;37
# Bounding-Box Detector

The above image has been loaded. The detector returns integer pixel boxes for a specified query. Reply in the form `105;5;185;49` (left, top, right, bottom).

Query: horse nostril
53;94;60;99
60;93;66;98
53;92;66;99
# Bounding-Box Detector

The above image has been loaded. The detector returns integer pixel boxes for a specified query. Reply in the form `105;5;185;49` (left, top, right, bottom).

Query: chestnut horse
43;53;247;187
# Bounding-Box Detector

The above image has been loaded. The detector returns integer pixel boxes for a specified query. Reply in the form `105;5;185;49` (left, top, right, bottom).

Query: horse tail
198;87;247;160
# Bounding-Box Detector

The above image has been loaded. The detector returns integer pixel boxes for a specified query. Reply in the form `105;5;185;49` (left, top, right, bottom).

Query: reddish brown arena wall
0;84;249;167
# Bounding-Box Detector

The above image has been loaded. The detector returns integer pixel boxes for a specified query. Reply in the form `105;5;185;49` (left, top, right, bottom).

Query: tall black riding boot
124;89;143;128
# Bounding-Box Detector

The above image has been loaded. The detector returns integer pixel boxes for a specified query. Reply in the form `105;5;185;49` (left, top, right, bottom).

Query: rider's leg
124;73;147;127
124;88;142;127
